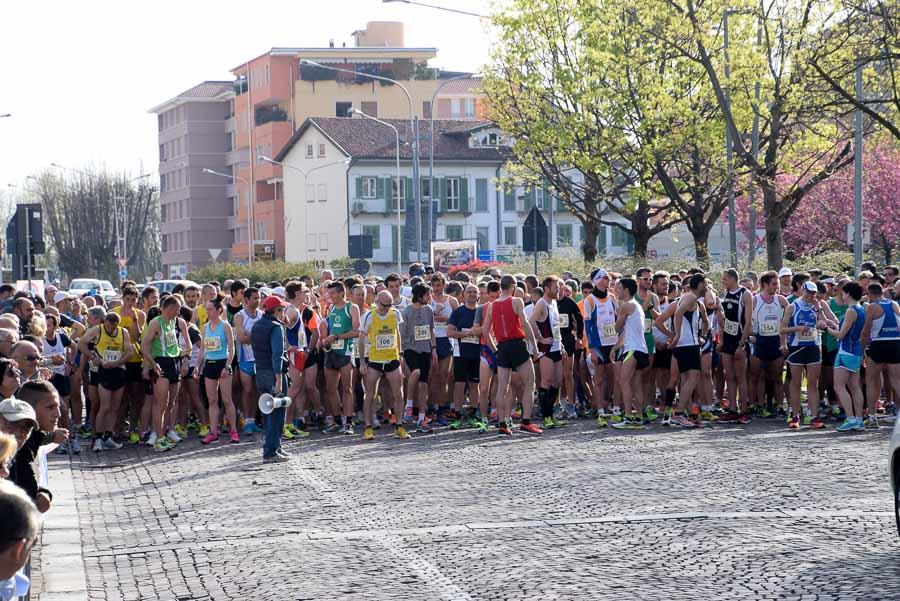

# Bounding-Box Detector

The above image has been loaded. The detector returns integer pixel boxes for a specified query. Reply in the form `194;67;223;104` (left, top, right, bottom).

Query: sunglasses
25;355;41;362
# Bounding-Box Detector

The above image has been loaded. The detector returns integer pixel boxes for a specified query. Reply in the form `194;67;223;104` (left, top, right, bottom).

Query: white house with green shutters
276;117;719;271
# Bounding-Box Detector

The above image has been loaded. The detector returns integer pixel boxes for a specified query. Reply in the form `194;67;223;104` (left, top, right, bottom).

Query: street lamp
0;114;10;118
299;59;424;263
427;72;481;249
348;107;403;274
258;156;352;266
382;0;488;18
203;168;253;266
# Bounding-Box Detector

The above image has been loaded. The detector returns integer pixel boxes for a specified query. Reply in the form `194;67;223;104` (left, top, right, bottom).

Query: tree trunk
581;219;599;264
693;227;711;270
761;177;784;270
633;230;649;259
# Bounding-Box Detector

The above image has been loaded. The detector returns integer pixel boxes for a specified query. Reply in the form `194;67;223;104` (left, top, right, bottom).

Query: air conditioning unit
351;201;365;214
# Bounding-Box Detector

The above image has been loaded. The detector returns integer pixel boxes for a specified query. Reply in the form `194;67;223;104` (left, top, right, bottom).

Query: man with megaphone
251;295;291;464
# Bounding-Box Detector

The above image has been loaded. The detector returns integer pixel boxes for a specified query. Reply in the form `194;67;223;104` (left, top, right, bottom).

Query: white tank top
430;296;453;338
539;298;562;353
44;332;67;375
238;308;261;362
589;295;618;346
623;299;648;354
753;294;784;337
652;299;670;343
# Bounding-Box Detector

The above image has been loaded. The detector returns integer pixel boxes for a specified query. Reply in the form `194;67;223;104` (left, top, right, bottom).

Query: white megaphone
258;393;292;415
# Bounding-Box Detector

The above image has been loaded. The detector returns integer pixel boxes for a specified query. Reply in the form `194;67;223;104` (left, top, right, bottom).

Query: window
612;226;627;247
305;144;314;159
307;234;317;251
265;64;270;84
361;177;377;199
446;177;460;211
362;225;380;250
421;177;431;200
255;222;266;241
463;98;475;118
476;227;489;250
319;233;328;250
317;184;327;202
161;203;168;223
535;186;546;210
504;226;517;245
557;223;573;247
336;102;352;117
318;143;326;158
450;98;460;117
446;225;463;241
361;101;378;117
392;177;406;202
422;101;432;119
475;178;488;212
306;184;315;203
159;144;167;161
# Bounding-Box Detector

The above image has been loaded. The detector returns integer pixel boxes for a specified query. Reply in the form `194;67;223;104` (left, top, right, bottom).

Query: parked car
147;279;198;294
891;418;900;537
68;278;117;300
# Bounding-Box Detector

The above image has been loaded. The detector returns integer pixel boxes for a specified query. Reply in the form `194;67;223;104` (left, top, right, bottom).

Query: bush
187;260;322;284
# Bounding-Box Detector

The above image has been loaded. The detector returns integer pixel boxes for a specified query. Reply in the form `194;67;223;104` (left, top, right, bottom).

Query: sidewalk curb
38;456;88;601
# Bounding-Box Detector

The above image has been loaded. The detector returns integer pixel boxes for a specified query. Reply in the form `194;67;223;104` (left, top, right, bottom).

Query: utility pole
853;62;864;273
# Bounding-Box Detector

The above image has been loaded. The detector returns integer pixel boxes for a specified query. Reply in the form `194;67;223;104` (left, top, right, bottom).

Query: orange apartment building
225;22;485;261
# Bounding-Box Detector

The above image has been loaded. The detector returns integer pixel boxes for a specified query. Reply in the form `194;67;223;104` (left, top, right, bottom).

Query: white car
147;279;198;294
891;418;900;536
68;278;117;300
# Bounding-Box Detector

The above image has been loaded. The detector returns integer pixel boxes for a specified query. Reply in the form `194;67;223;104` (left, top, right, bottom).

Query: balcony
225;183;236;198
255;106;288;127
226;148;249;168
351;197;390;215
225;116;236;132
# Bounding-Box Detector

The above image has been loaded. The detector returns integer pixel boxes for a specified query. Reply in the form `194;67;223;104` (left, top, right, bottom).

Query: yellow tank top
195;305;209;331
366;309;400;363
95;326;126;363
113;306;143;363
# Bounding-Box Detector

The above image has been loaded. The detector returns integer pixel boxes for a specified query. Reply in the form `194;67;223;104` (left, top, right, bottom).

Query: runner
748;271;788;417
557;280;584;420
527;275;567;429
823;282;866;432
861;282;900;428
233;287;261;435
198;294;239;445
319;280;360;435
612;277;650;429
781;281;827;429
429;273;458;425
447;284;483;430
583;269;618;426
635;267;660;421
358;290;406;440
112;287;148;444
718;268;753;420
283;282;317;438
400;283;438;433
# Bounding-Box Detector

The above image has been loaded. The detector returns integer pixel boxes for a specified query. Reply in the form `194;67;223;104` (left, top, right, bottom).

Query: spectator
0;431;16;479
11;382;67;513
0;479;41;601
0;330;19;359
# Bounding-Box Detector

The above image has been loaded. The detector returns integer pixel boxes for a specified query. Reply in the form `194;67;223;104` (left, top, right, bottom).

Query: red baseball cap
262;296;288;311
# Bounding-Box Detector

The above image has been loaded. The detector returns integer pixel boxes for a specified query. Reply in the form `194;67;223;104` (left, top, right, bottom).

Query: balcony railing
255;106;288;127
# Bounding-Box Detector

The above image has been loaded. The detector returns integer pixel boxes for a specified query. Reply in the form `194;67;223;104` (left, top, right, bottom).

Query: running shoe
129;431;140;445
282;425;295;440
597;416;608;428
54;440;69;455
717;411;741;424
92;439;103;452
626;413;645;429
498;422;513;436
290;425;310;438
565;402;578;420
520;422;543;434
416;421;433;434
467;417;482;429
103;437;123;450
643;406;659;422
403;406;414;423
489;408;498;422
435;415;450;427
154;437;173;452
344;424;355;436
756;407;773;418
809;417;827;430
836;418;859;432
551;417;567;428
79;424;93;439
449;419;464;430
230;429;240;443
543;416;555;429
395;426;410;440
146;432;158;447
477;419;489;433
242;421;258;435
698;411;718;423
788;415;800;429
610;413;624;425
512;407;522;420
670;414;697;428
174;424;188;438
611;417;630;430
69;437;82;455
363;426;375;440
323;423;341;434
201;430;219;445
802;415;813;426
865;416;880;430
166;429;183;444
660;413;671;427
263;454;290;464
198;424;210;437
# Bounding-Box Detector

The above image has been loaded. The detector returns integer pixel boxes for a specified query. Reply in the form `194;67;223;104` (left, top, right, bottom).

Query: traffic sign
209;248;223;262
353;259;371;275
154;271;163;279
119;269;128;279
522;207;549;253
478;250;495;262
117;257;128;268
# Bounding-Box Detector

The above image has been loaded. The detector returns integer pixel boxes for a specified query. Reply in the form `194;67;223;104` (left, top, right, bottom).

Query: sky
0;0;492;196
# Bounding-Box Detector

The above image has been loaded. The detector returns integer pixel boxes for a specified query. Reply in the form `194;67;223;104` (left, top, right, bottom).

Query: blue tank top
202;321;229;361
872;299;899;340
788;299;818;347
838;305;865;357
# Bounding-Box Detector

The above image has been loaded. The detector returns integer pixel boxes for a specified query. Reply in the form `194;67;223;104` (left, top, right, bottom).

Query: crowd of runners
0;260;898;464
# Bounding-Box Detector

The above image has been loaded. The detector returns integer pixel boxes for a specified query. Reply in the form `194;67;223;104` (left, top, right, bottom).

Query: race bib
103;350;121;363
203;337;222;352
644;318;652;333
297;327;307;348
415;325;430;341
602;323;616;339
760;321;780;336
724;320;739;336
558;313;570;329
462;335;479;345
331;338;345;350
164;329;177;347
798;328;817;343
552;325;562;341
375;334;395;350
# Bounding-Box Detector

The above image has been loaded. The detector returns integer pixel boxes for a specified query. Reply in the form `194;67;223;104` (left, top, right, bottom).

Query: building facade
149;81;234;276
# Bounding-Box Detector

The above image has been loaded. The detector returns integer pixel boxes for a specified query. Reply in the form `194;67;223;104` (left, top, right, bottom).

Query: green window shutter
405;177;413;206
626;232;635;254
391;224;398;262
385;177;394;210
440;179;449;213
433;177;442;201
504;185;515;211
599;226;608;255
475;178;488;212
459;177;469;212
376;177;385;199
524;186;535;211
355;177;363;198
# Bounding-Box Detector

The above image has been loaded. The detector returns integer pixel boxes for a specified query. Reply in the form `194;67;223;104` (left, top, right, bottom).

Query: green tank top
327;304;353;356
823;298;847;353
150;316;180;358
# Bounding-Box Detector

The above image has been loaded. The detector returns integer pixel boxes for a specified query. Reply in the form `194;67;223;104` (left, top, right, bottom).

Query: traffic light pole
533;209;539;275
24;205;32;288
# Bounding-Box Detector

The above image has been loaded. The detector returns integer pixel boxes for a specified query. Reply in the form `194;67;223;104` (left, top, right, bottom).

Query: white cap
778;268;793;278
0;398;38;429
802;281;818;293
272;286;287;298
258;287;273;297
53;291;72;304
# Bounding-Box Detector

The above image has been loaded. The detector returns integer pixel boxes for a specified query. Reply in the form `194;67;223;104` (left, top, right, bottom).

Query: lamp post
347;107;402;274
723;9;738;269
203;168;253;266
427;73;481;249
382;0;487;18
853;62;864;273
0;114;10;118
258;156;351;264
299;59;423;263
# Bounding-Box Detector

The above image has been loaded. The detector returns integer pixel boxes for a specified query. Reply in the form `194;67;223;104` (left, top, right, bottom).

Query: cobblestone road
33;418;900;600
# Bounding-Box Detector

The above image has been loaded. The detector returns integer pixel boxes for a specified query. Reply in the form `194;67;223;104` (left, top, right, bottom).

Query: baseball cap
778;268;793;277
802;281;818;293
272;286;287;298
53;292;72;304
0;398;38;429
591;269;609;286
261;296;288;311
822;277;835;285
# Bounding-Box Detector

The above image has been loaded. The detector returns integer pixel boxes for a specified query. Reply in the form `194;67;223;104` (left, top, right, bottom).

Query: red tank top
491;296;524;343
